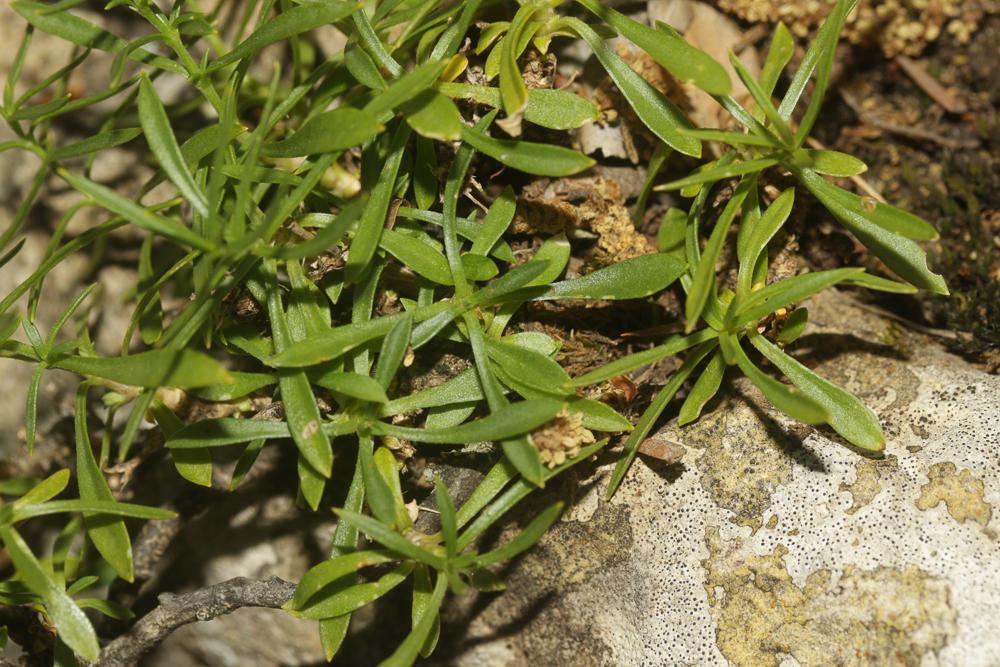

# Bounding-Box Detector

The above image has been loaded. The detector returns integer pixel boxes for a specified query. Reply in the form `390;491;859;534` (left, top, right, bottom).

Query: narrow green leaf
12;0;182;75
564;17;700;157
51;129;142;160
212;0;360;69
572;329;718;387
333;509;445;568
727;51;794;145
346;122;411;283
733;268;864;327
411;565;441;658
401;90;464;141
52;348;231;389
750;333;883;450
797;168;938;240
844;272;919;294
736;187;795;299
266;271;333;477
75;387;133;582
434;478;458;558
190;371;275;402
540;253;685;301
460;126;594;177
486;338;572;393
606;341;715;498
263;108;383;157
656;158;778;192
13;500;176;522
57;169;214;251
470;186;516;256
138;76;209;218
364;60;448;118
720;334;828;424
377;573;447;667
677;350;726;425
475;501;563;566
458;439;607;549
439;83;600;130
413;136;438;210
686;180;752;331
313;371;389;403
575;0;731;95
289;550;396;610
759;22;794;98
295;563;413;619
358;435;398;527
11;469;70;508
372;399;562;444
167;417;353;449
0;526;98;661
380;228;454;285
803;149;868;177
375;313;412;390
776;307;809;344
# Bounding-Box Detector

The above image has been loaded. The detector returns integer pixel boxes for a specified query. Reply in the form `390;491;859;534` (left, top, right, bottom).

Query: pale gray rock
434;290;1000;667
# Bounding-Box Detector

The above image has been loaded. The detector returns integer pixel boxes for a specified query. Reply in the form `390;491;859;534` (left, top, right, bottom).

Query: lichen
703;527;957;667
682;398;795;531
839;455;897;514
916;461;994;530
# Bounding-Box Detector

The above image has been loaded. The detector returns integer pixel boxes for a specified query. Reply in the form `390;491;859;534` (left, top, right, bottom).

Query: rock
433;289;1000;666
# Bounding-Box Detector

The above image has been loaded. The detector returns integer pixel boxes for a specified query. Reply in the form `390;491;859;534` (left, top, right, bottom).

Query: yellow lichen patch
531;409;595;468
680;398;794;531
702;527;957;667
716;0;994;57
840;455;897;514
916;462;994;529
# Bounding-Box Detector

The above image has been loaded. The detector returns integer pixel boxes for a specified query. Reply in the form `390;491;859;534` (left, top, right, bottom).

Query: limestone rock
435;289;1000;666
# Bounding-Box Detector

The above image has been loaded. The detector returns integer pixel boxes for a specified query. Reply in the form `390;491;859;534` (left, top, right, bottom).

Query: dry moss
717;0;993;56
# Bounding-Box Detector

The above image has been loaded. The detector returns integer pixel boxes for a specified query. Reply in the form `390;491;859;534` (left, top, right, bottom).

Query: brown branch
96;576;296;667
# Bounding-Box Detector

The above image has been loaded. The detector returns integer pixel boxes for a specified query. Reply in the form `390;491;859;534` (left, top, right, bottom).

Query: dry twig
96;577;296;667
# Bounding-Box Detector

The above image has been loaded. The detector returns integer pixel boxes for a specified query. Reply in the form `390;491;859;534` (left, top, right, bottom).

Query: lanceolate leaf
12;0;183;75
563;17;700;157
57;169;214;252
0;526;99;661
677;349;726;426
460;126;594;177
720;334;828;424
606;341;716;498
732;268;864;327
167;417;355;449
212;0;359;69
74;387;134;582
262;108;383;157
364;60;448;118
438;83;600;130
574;0;731;95
52;348;231;389
539;253;686;301
138;76;209;218
372;399;562;444
750;333;884;451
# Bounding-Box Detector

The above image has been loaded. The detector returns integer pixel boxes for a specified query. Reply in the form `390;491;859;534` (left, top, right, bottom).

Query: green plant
0;0;945;663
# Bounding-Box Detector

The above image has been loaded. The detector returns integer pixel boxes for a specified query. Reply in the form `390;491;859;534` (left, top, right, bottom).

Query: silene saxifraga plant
0;0;947;663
